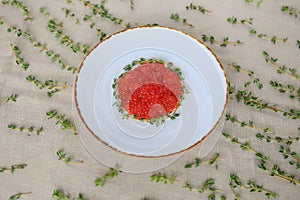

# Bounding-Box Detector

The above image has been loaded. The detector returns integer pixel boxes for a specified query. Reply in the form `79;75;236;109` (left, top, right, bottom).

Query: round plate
74;26;228;158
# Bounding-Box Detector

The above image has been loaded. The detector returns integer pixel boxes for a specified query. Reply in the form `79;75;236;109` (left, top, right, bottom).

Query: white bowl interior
75;27;227;157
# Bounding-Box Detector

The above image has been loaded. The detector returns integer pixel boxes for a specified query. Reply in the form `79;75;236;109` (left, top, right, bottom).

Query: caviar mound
128;83;179;119
113;58;187;125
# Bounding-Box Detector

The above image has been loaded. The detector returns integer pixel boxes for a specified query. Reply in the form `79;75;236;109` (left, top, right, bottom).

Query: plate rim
73;25;229;158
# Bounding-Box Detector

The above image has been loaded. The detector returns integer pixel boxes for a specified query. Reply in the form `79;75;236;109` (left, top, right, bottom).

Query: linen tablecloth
0;0;299;199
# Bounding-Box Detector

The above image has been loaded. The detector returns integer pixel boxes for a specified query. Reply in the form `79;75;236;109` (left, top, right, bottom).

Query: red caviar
128;83;178;119
117;62;183;120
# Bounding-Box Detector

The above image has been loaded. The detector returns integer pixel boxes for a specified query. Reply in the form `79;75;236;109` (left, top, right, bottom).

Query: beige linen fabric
0;0;299;199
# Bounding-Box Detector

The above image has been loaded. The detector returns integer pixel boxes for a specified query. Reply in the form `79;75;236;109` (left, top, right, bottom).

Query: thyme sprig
140;197;154;200
227;17;253;26
0;94;18;105
57;149;83;165
279;145;300;169
61;7;80;25
1;0;33;21
26;75;71;97
228;63;263;89
130;0;134;10
9;192;32;200
40;7;90;55
202;34;242;47
229;84;300;119
225;113;274;134
95;166;122;186
185;3;212;14
183;178;222;199
245;0;263;7
270;80;300;101
23;30;77;73
229;173;277;199
226;113;299;145
228;63;254;76
79;0;124;25
150;172;177;184
46;110;77;135
281;6;300;18
0;16;77;73
223;132;300;185
249;29;288;44
184;153;220;169
52;190;87;200
8;124;43;135
10;43;29;70
82;14;107;41
256;133;299;145
170;13;193;27
0;164;27;173
64;0;73;4
263;51;300;80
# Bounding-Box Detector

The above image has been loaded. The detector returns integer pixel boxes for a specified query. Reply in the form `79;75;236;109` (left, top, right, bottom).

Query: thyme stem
228;63;263;89
184;153;220;169
79;0;124;26
52;190;87;200
202;34;242;47
0;16;77;73
46;110;77;135
229;173;277;199
229;83;300;119
40;7;90;55
245;0;264;7
186;3;212;14
183;178;221;199
227;17;253;26
150;172;178;184
95;166;122;186
223;132;300;185
10;43;29;70
170;13;193;27
8;124;43;135
263;51;300;80
0;94;18;105
225;113;274;134
9;192;32;200
82;14;107;41
130;0;134;10
270;80;300;101
0;164;27;173
26;75;71;97
281;6;300;18
1;0;33;21
249;29;288;44
57;149;83;165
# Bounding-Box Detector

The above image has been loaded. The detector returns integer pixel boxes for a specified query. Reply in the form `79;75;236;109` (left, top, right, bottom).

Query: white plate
75;26;228;157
